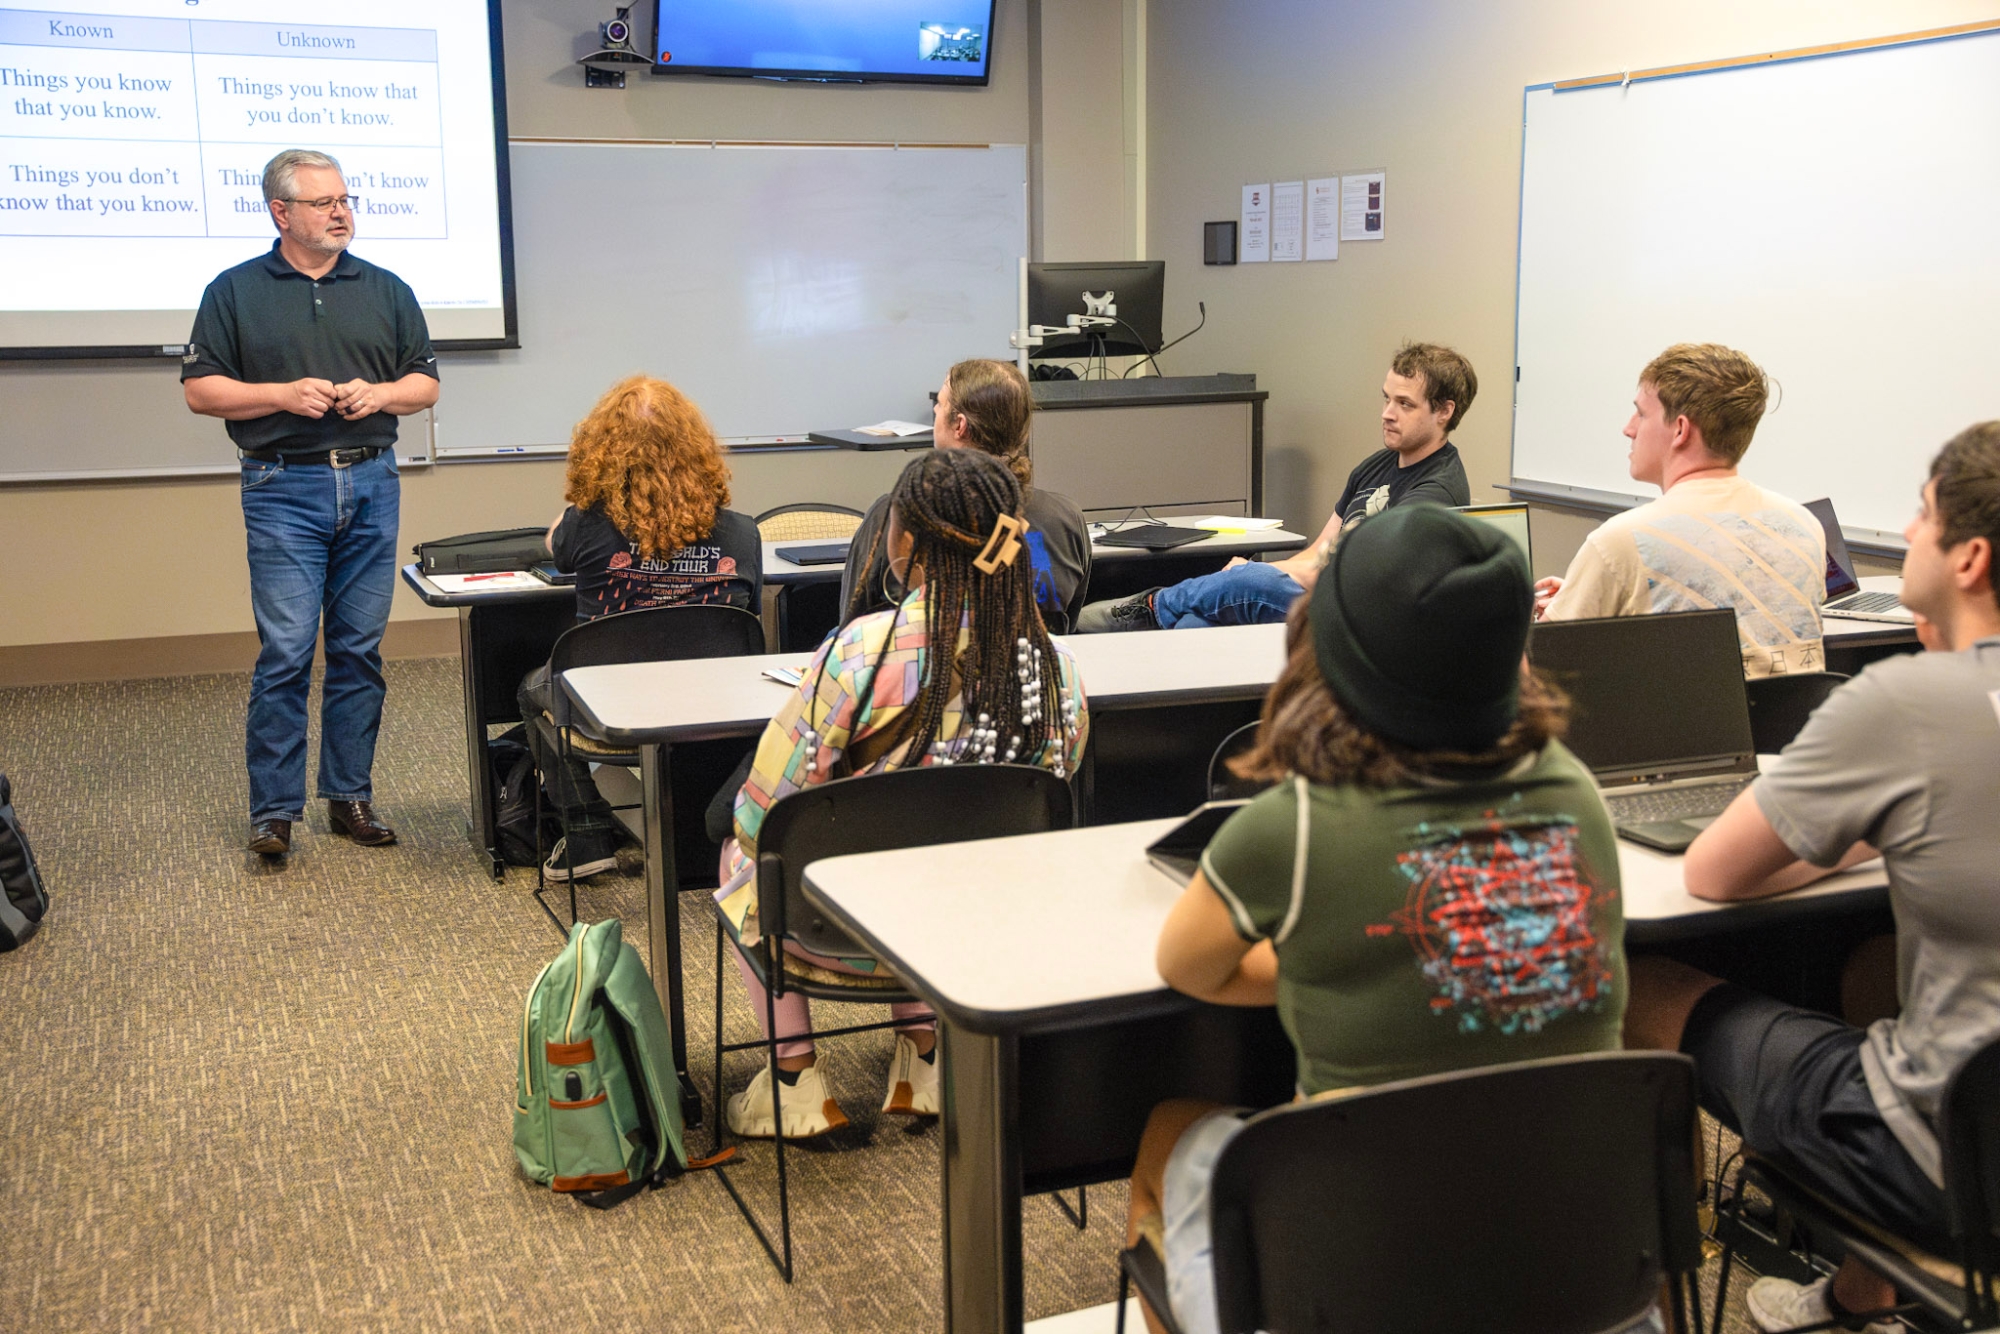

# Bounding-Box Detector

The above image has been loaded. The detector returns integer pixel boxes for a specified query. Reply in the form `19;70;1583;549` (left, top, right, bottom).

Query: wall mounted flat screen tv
651;1;997;85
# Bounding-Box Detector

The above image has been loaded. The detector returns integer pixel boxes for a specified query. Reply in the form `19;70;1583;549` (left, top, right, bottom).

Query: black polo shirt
182;241;438;454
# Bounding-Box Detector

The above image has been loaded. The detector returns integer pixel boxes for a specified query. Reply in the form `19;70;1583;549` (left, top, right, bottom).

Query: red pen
462;572;515;582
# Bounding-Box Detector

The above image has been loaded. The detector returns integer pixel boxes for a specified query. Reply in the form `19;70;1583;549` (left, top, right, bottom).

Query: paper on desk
1186;515;1285;531
854;420;932;437
429;571;543;593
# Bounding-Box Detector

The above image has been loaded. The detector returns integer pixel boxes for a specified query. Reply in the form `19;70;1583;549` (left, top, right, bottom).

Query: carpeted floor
0;658;1783;1332
0;659;1132;1333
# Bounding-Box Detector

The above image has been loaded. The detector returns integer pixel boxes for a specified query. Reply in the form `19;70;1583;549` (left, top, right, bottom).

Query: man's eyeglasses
283;195;359;213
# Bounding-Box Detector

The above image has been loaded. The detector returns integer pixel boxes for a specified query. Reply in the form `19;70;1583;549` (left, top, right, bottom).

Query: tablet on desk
529;562;576;586
776;542;852;566
1096;524;1213;553
1145;800;1250;883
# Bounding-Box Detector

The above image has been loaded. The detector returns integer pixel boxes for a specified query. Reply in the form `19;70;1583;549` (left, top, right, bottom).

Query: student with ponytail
841;358;1092;630
715;448;1090;1137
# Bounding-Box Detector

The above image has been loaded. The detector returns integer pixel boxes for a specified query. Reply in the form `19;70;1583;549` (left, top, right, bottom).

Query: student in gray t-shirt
1623;421;2000;1334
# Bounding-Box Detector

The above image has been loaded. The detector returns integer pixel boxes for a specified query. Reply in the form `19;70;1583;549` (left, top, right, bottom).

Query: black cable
1121;302;1207;377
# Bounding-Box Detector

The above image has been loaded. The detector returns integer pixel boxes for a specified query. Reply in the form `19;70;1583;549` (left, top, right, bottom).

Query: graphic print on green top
1200;740;1626;1097
1382;814;1617;1037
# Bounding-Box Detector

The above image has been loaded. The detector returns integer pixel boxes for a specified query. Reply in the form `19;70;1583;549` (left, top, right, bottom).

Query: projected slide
0;2;509;354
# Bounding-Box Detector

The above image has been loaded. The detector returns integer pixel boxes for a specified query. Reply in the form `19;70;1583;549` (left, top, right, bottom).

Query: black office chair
756;503;865;652
1744;671;1850;755
710;763;1076;1281
529;604;766;934
1206;721;1269;801
1710;1033;2000;1333
1118;1051;1707;1334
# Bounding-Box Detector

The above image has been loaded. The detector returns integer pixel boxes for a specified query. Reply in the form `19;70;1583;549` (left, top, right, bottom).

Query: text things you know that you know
0;0;511;354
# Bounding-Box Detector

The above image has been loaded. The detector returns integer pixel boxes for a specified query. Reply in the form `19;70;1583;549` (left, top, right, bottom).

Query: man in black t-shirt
1076;342;1475;631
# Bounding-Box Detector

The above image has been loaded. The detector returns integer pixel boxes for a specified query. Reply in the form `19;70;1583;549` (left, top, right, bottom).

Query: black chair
711;763;1076;1281
1711;1033;2000;1333
756;503;865;652
1118;1051;1706;1334
1206;721;1268;801
1744;671;1849;755
529;604;766;933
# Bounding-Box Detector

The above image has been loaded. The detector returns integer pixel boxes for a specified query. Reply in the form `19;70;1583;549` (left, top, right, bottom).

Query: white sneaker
881;1032;939;1117
1744;1276;1900;1334
542;836;618;883
726;1060;849;1139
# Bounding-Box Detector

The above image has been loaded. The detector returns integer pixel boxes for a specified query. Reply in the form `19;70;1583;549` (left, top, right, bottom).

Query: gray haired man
182;149;439;858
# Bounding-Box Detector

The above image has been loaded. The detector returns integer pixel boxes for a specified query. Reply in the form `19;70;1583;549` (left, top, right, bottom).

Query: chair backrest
756;764;1076;960
1207;722;1269;801
1744;671;1849;754
546;605;766;724
1208;1050;1702;1334
1939;1033;2000;1289
755;503;866;543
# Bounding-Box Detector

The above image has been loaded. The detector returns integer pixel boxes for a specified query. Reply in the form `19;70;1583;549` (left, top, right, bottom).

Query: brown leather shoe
327;800;397;847
249;819;292;856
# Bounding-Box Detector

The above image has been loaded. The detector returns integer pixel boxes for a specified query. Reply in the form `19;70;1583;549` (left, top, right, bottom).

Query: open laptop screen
1456;503;1532;570
1802;498;1862;601
1527;609;1754;784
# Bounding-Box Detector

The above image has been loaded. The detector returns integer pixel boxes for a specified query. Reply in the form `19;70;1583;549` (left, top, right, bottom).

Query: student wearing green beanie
1122;505;1628;1334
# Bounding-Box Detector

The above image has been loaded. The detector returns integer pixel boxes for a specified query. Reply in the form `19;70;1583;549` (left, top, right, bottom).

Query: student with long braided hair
715;448;1089;1137
840;358;1092;630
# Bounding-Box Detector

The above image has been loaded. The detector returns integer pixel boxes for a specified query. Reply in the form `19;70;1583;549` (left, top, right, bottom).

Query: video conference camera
580;6;649;88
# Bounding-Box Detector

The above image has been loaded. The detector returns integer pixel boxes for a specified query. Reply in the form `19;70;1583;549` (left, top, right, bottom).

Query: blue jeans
1152;561;1303;629
239;451;399;822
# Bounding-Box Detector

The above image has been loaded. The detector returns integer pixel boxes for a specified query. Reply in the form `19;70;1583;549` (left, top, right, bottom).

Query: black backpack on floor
0;774;50;951
491;726;557;868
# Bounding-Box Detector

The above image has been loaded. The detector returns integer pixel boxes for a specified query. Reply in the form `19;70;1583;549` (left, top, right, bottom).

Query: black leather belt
239;446;385;467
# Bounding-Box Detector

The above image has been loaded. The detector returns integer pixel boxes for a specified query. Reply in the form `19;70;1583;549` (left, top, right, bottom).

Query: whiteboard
1512;27;2000;542
433;140;1027;450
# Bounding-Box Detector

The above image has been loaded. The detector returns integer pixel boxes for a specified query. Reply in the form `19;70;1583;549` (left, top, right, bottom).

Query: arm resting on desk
1683;787;1877;902
1157;870;1279;1007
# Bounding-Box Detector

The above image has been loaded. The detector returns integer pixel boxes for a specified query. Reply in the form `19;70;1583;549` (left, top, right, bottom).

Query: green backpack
513;918;731;1207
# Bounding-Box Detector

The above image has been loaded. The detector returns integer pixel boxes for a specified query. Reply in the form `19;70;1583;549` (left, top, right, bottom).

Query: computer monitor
1527;609;1754;784
1456;503;1532;570
1026;261;1165;358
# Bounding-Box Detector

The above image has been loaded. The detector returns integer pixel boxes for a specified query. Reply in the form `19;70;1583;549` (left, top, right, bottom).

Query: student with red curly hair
517;375;761;882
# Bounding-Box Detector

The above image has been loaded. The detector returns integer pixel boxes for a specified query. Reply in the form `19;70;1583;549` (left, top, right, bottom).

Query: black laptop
1143;800;1250;882
776;541;852;566
1528;609;1756;852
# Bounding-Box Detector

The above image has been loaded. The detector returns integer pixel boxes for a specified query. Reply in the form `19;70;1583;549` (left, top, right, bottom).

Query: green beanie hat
1308;504;1532;751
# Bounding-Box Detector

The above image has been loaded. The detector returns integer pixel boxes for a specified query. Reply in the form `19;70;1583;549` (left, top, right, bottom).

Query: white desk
557;624;1290;1131
800;817;1893;1334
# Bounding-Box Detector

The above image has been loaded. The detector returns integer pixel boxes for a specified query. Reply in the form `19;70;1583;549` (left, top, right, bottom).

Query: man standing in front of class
183;149;438;859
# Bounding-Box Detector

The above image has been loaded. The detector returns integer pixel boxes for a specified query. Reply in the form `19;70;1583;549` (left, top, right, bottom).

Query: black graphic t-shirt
551;505;762;623
1333;442;1471;528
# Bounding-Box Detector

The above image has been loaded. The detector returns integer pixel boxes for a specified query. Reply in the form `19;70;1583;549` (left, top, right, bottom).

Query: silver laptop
1456;503;1533;570
1805;497;1914;624
1528;609;1756;853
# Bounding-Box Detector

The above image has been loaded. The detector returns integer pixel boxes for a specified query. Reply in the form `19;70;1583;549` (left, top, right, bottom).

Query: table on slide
555;622;1294;1132
800;817;1893;1334
400;525;1308;878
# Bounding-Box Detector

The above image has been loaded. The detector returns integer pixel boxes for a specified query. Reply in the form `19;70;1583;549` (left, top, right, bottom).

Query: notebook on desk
1804;498;1914;624
1528;609;1756;853
1095;524;1213;552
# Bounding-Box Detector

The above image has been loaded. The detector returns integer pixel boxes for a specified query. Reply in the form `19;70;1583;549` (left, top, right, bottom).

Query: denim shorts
1682;983;1949;1251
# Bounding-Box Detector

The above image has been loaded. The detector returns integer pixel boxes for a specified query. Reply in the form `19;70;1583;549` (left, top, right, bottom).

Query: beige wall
1039;0;1142;261
1144;0;1980;566
0;0;1053;680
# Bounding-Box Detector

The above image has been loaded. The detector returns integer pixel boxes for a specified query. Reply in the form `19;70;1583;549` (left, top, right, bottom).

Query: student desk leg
936;1004;1293;1334
639;740;702;1126
455;598;574;880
